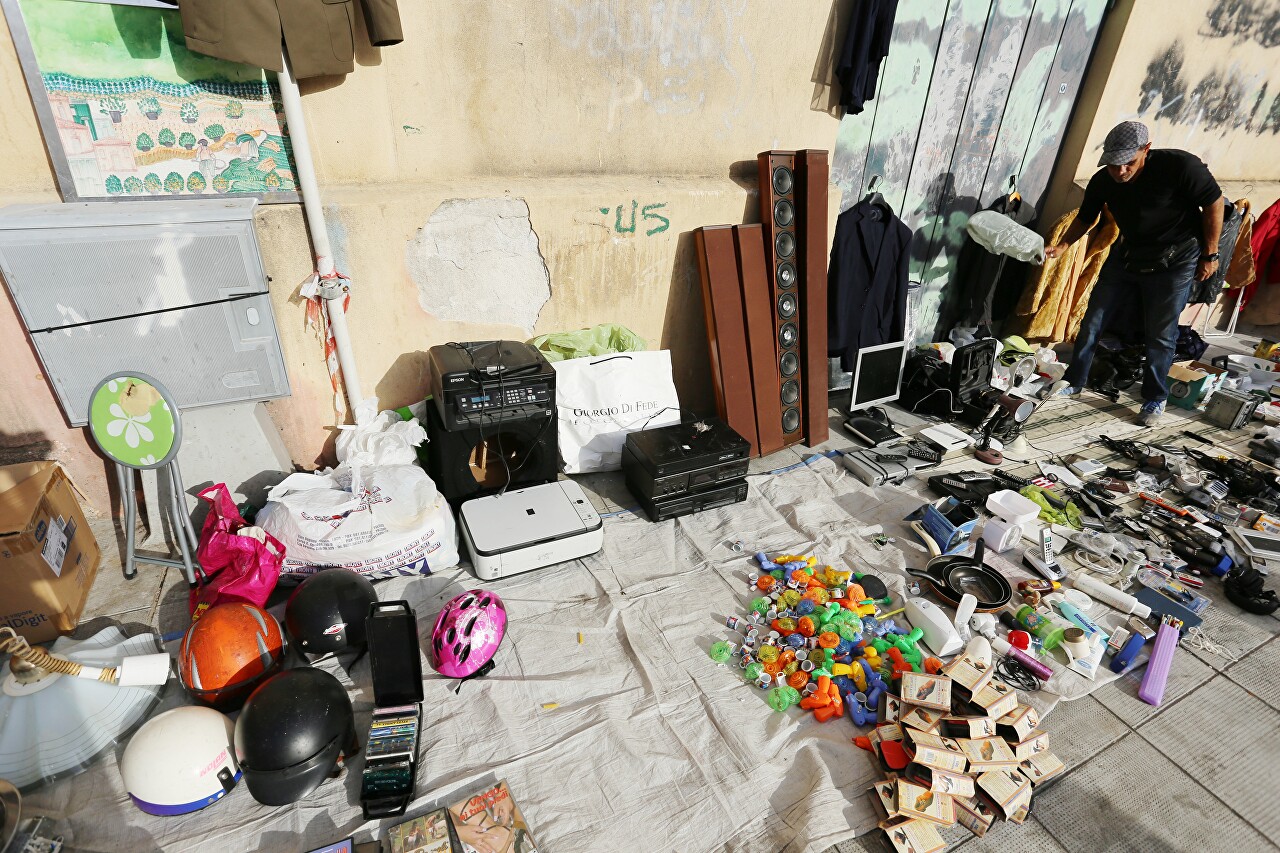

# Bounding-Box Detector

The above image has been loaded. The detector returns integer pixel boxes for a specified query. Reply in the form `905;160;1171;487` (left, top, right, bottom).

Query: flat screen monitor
850;341;907;411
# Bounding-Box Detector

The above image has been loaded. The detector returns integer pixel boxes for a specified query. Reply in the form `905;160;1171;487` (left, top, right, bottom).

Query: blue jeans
1063;244;1198;404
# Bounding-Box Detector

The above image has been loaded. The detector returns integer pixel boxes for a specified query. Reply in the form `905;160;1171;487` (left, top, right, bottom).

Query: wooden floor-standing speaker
695;225;760;455
695;149;830;457
795;149;830;447
733;224;784;455
757;151;804;443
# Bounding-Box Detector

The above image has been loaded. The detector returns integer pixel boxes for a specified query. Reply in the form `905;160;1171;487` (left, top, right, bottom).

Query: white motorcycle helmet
121;706;240;815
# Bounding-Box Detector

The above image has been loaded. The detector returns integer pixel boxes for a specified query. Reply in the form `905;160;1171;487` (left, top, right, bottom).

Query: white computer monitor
849;340;907;411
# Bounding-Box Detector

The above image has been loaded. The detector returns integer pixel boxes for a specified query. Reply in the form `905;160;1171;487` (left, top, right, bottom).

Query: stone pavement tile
1225;635;1280;711
1183;594;1279;670
949;816;1066;852
1092;642;1215;726
1139;675;1280;843
1038;694;1129;769
1033;733;1274;853
80;516;166;621
830;833;889;852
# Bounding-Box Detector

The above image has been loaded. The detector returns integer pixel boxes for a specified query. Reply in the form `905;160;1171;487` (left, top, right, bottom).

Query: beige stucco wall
0;1;847;509
1043;0;1280;224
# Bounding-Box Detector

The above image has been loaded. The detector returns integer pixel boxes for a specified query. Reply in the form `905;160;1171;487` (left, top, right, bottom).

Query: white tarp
23;455;1127;852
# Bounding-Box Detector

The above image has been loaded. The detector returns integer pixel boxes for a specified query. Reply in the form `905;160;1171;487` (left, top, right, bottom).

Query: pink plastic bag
190;484;284;619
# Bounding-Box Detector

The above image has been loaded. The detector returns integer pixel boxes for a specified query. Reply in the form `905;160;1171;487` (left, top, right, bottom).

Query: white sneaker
1042;380;1080;400
1136;401;1165;427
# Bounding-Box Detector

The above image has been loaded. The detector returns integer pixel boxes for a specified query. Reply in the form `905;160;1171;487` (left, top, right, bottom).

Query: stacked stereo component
696;149;829;457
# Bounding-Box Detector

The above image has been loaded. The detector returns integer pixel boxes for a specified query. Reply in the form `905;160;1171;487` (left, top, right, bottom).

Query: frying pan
906;540;1012;612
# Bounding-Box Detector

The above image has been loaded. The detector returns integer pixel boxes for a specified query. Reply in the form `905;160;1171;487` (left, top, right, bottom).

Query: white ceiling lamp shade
0;627;168;791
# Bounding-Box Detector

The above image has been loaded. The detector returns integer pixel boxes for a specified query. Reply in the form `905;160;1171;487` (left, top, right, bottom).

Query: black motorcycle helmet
234;668;358;806
285;570;378;656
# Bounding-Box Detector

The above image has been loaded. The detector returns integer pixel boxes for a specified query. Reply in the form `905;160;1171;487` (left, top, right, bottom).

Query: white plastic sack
967;210;1046;264
335;398;427;467
258;403;458;578
552;351;682;473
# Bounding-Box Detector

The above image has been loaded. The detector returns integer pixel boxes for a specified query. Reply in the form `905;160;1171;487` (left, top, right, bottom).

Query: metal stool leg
170;460;203;572
119;462;138;579
164;463;198;587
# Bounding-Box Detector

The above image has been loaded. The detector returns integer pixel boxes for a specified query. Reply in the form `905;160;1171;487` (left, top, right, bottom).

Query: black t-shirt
1078;148;1220;251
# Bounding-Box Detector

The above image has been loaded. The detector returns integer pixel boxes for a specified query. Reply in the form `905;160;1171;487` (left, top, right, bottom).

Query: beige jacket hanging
1011;208;1119;343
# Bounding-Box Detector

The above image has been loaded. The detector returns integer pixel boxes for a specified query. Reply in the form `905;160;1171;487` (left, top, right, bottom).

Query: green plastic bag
529;324;646;362
1020;485;1083;529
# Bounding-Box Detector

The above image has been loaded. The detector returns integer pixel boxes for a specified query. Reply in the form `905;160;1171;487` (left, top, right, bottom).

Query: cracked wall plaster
405;197;551;334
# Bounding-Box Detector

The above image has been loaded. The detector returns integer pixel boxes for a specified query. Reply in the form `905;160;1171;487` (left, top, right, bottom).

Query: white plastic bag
335;398;427;467
966;210;1046;264
257;404;459;578
552;351;682;473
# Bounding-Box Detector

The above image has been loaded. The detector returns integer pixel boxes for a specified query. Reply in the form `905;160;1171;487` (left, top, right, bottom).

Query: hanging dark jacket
828;199;913;371
172;0;403;79
836;0;899;114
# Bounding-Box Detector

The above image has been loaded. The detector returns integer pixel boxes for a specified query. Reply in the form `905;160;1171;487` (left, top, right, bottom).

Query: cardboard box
0;462;100;642
1167;360;1227;410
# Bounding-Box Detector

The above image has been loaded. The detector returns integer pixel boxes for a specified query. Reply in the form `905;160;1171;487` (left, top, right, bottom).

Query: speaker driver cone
782;407;801;433
779;322;798;349
777;262;797;289
775;231;795;259
772;166;794;195
777;292;797;319
773;199;794;227
780;351;799;377
780;379;799;405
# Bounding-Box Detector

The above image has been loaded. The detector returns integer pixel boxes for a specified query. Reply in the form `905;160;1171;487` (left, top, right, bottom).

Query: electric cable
1;627;117;683
994;655;1040;692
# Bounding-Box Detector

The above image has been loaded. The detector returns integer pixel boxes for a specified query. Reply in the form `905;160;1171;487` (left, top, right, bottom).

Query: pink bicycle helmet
430;590;507;678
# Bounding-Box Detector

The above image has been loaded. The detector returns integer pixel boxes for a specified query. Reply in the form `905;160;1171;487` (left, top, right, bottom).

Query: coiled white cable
1185;626;1238;664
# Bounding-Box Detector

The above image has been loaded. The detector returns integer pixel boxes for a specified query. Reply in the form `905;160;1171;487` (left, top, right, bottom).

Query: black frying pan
906;540;1012;612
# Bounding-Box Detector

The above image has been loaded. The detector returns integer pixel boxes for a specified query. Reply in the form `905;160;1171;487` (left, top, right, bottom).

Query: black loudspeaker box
424;403;558;504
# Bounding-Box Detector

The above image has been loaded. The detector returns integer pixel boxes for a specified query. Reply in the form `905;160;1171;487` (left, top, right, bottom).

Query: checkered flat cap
1098;121;1149;166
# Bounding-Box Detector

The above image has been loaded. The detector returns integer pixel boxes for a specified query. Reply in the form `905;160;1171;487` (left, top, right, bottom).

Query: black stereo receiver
622;416;750;505
635;479;749;522
428;340;556;431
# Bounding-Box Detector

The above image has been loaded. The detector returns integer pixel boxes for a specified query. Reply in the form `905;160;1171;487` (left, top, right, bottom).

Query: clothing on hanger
173;0;403;80
1011;207;1119;343
827;197;912;372
836;0;900;115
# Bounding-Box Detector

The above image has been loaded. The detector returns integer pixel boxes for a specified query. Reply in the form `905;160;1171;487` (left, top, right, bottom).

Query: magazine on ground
447;779;540;853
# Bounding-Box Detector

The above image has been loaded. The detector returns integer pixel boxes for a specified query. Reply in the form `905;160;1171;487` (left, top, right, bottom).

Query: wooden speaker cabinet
757;151;804;442
795;149;830;447
733;224;785;455
695;225;760;455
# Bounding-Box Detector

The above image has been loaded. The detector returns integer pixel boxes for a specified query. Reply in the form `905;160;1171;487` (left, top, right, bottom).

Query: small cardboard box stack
865;661;1066;852
0;461;100;642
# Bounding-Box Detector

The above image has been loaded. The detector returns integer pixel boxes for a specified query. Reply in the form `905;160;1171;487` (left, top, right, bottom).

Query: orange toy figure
886;647;912;676
787;671;810;690
797;616;817;637
826;679;844;716
923;657;945;674
813;704;841;722
756;575;776;592
800;692;831;710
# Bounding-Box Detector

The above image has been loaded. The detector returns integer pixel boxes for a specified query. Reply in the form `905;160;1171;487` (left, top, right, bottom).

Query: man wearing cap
1044;121;1224;426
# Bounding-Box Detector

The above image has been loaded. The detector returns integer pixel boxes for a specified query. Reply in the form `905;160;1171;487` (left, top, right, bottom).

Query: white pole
276;50;364;413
